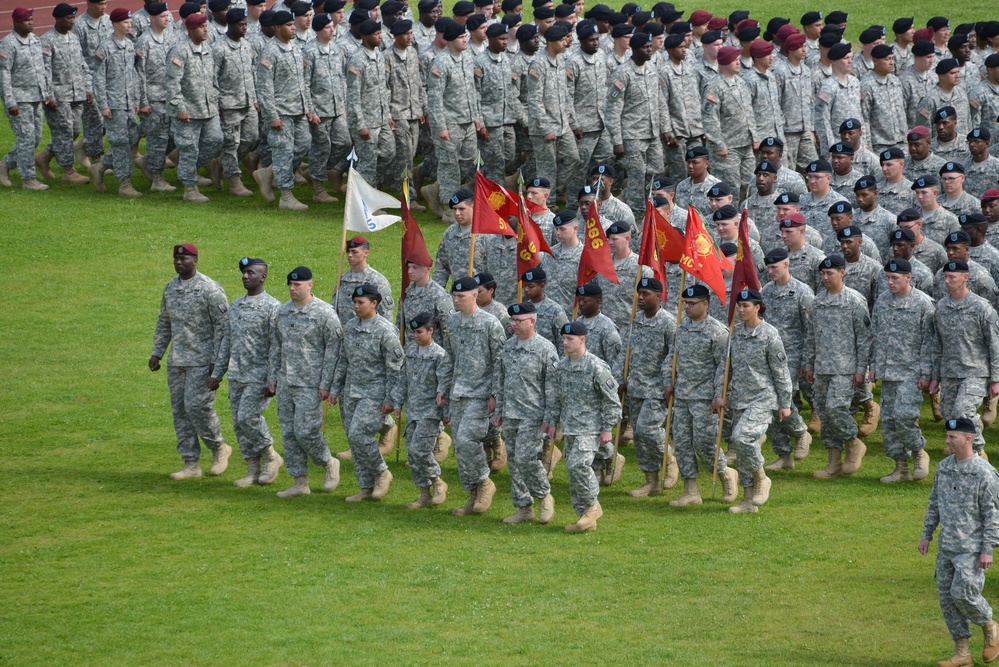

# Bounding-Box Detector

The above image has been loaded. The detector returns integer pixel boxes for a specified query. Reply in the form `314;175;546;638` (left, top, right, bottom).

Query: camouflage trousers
172;116;223;187
880;380;925;461
620;136;664;221
514;121;535;180
390;117;419;194
81;100;105;159
167;365;225;462
220;106;260;177
784;131;819;171
103;109;139;181
814;373;858;450
434;122;477;207
341;396;389;489
139;101;172;174
268;113;310;190
405;418;442;488
568;128;613;205
308;113;350;182
531;130;580;207
564;434;599;516
44;100;84;168
937;550;994;640
627;395;667;473
449;396;491;491
709;144;754;197
940;377;987;450
2;101;43;180
350;122;395;188
729;405;771;487
256;112;271;167
503;417;550;508
228;380;273;458
672;397;726;479
276;383;332;477
415;121;437;183
664;136;702;182
769;373;808;455
478;124;516;183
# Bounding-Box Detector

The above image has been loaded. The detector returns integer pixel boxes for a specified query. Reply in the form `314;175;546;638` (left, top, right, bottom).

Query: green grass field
1;2;995;663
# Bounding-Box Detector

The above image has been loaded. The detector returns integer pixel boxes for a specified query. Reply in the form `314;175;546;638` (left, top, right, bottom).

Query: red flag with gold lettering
515;192;553;276
577;201;619;286
727;207;761;323
638;198;686;298
679;206;727;303
472;171;517;237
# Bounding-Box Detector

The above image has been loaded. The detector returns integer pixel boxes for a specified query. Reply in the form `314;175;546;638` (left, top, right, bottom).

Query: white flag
344;167;401;232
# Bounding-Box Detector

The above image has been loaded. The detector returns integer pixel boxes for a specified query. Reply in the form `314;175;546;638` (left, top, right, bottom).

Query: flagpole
335;151;359;317
710;318;736;498
659;270;686;490
396;170;413;463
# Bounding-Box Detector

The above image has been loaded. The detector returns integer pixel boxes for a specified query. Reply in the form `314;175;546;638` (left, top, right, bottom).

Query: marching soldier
814;43;861;158
780;213;825;294
965;129;999;200
333;235;395;324
473;22;522;183
73;0;113;169
303;12;350;203
702;45;758;200
387;19;427;209
433;188;485;288
346;20;396;189
878;147;917;215
567;19;611;203
133;2;176;193
539;209;583;314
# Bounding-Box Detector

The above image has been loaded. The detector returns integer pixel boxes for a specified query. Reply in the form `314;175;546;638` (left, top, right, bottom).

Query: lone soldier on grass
150;244;232;481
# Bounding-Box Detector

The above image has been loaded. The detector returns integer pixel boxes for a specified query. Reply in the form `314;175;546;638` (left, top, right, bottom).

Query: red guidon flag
400;179;433;299
679;206;727;303
727;207;761;324
515;192;553;277
638;198;686;298
577;200;619;286
472;171;517;237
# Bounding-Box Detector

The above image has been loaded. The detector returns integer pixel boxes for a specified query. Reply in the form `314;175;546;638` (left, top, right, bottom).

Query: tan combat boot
751;467;772;506
538;493;555;524
725;445;737;465
196;174;213;188
610;453;625;484
276;476;311;498
229;175;253;197
406;487;433;510
73;139;91;169
728;487;758;514
452;490;478;516
322;458;340;492
502;506;535;523
471;477;496;514
242;151;259;175
327;165;346;193
345;487;374;502
35;149;55;179
311;180;337;203
487;438;507;472
378;422;398;456
793;431;812;460
807;411;821;434
628;470;661;497
841;438;867;475
936;637;972;667
813;448;843;479
543;441;562;480
209;443;232;475
879;460;911;483
620;420;634;445
118;177;143;198
765;453;794;471
420;181;442;217
912;449;930;481
857;400;881;437
662;451;679;489
252;165;274;202
669;479;703;507
336;448;353;460
150;173;176;192
434;431;452;462
984;396;999;428
430;477;448;506
408;199;426;213
0;160;10;187
278;189;308;210
565;501;603;533
22;178;49;190
183;185;209;203
170;461;202;480
983;619;999;663
61;169;90;185
931;391;944;421
207;158;223;189
134;153;153;181
371;469;393;499
720;467;739;503
258;446;284;485
294;165;309;184
233;458;260;487
441;210;456;224
166;147;179;168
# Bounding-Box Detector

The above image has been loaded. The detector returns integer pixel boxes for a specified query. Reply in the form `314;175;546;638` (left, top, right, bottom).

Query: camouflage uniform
495;332;558;507
969;80;999;154
903;153;946;183
671;314;728;478
40;27;92;171
439;308;506;490
814;75;861;158
387;42;427;194
859;72;907;152
302;39;349;184
702;74;758;194
913;236;949;275
744;65;784;144
0;29;50;182
597;252;651;332
762;277;813;454
393;340;447;487
257;38;313;191
131;5;172;42
396;280;455;346
332;266;395;325
166;38;224;187
971;244;999;289
921;207;962;246
509;46;535;179
480;234;518;308
135;27;173;177
787;242;826;294
539;241;582;314
921;454;999;640
855;206;896;260
528;50;580;208
432;222;484;289
73;11;113;160
479;298;512;336
332;314;404;488
916;86;971;138
899;65;935;129
939;192;982;218
878;177;918;215
659;56;703;179
774;58;818;169
567;47;612;200
964;157;999;200
346;45;396;187
831;167;860;206
674;173;720;221
799;189;847;240
212;290;281;458
533;295;569;355
933;138;971;166
152;272;229;462
269;297;342;477
550;351;621;516
577;312;621;368
870;286;936;461
426;47;480;207
474;47;522;182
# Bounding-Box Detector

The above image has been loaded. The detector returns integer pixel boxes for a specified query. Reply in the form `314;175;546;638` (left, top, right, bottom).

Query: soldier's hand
176;111;190;123
437;129;450;140
86;92;94;104
487;396;496;414
148;355;161;371
918;378;929;391
752;142;760;151
544;132;556;142
309;113;321;126
868;370;876;382
991;382;999;399
493;414;502;427
270;118;284;131
980;553;993;570
613;144;624;157
599;430;612;444
318;389;330;401
388;118;396;130
803;370;814;385
264;382;276;397
381;403;393;414
101;108;112;120
542;422;556;439
778;407;791;421
663;385;673;398
663;132;677;146
928;380;939;395
207;377;220;391
7;105;19;116
419;115;427;125
327;393;337;406
918;539;929;556
436;391;447;407
393;408;401;419
573;127;583;140
254;103;260;112
852;373;865;387
711;397;725;414
476;126;489;140
617;383;627;396
44;98;58;111
359;128;372;140
715;147;728;157
139;106;152;116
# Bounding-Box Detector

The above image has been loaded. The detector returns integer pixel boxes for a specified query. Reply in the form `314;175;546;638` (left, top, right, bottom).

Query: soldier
255;10;316;211
666;284;738;506
268;266;343;497
693;28;721;95
332;235;395;326
799;159;848;239
397;254;454;346
37;4;94;187
433;188;485;288
859;45;907;154
904;126;947;183
780;213;825;294
426;21;482;217
969;57;999;156
743;161;781;253
933;231;999;310
897;208;949;276
132;2;176;193
132;0;174;41
965;129;999;200
659;31;703;180
413;0;442;50
917;59;971;139
520;266;568;355
914;175;962;245
744;40;784;145
73;0;113;169
545;321;621;532
890;17;914;74
804;255;873;479
674;145;720;220
838;119;881;179
900;39;935;129
509;23;539;183
772;192;825;248
878;147;917;215
870;258;935;483
822;201;882;262
702;45;758;200
853;176;895;260
90;9;145;198
392;313;449;509
0;8;53;190
919;416;999;667
964;213;999;288
599;221;650;332
840;226;882;309
473;22;521;183
438;276;506;516
757;137;807;196
387;19;427;210
814;43;861;159
345;20;396;190
211;8;259;197
829;142;860;205
615;277;677;497
493;301;558;523
539;210;582;314
774;32;817;170
574;281;621;375
149;244;231;481
209;257;284;487
933;107;972;166
713;204;766;285
167;14;224;203
939;162;982;218
567;20;611;202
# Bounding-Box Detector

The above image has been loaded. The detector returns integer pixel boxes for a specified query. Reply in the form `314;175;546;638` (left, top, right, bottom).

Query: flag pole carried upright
517;172;525;303
334;149;360;317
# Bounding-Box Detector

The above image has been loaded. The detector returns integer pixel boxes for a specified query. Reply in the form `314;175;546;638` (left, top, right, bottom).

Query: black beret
935;58;959;74
892;17;913;34
836;225;862;240
353;283;382;300
591;163;616;177
839;118;861;132
683;284;710;299
960;213;989;226
736;26;760;41
912;175;939;189
533;5;554;19
391;18;413;34
209;0;232;12
651;195;670;207
418;0;441;11
452;0;474;16
575;19;597;38
606;221;631;236
774;192;800;205
311;11;332;30
828;43;852;60
891;228;916;242
987;53;999;69
820;255;846;269
521;267;546;283
663;33;684;49
485;21;508;37
712;204;739;221
947;33;969;52
669;21;691;34
943;259;970;273
643;23;665;37
826;10;847;24
859;25;885;44
912;40;935;57
828;201;853;215
448;187;474;207
926;16;949;31
884;258;911;274
871;44;892;59
818;31;841;47
940;161;965;175
527;176;550;189
472;272;496;287
807;159;833;174
516;23;538;40
348;9;369;24
359;18;381;34
451;276;479;292
577;184;597;199
935;106;958;121
562;321;587;336
258;9;276;25
945;230;972;245
238;256;266;270
764;247;789;264
854;175;878;191
801;11;822;25
969;128;992;142
611;24;634;38
553;209;578;226
323;0;346;10
736;288;764;303
761;136;784;149
897;209;921;222
630;31;652;48
685;145;709;160
289;1;311;15
577;282;602;296
945;417;976;434
708;182;732;198
287;266;313;282
651;175;674;190
53;3;79;17
830;141;855;156
700;29;722;44
508;301;537;315
465;13;486;30
728;10;750;24
638;277;663;292
409;312;435;330
501;13;522;27
719;242;737;256
554;3;574;17
880;146;905;162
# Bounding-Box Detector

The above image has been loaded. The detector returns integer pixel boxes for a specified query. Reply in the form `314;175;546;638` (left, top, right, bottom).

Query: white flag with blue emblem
344;166;401;232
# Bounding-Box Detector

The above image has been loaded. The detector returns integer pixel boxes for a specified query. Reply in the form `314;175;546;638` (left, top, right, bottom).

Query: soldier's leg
501;125;518;177
105;111;135;181
232;380;274;459
621;142;649;223
288;114;310;176
564;434;599;517
817;374;854;450
308;116;334;182
894;380;926;456
182;365;225;450
344;396;388;489
456;123;477;186
664;141;686;182
291;386;333;467
375;123;397;188
81;100;106;161
691;398;725;473
171;117;199;186
530;134;557;208
45;103;75;169
5;102;42;179
277;385;307;476
554;130;580;202
269;115;297;190
954;378;988;451
144;101;170;175
168;366;201;462
631;396;666;472
730;407;771;487
568;129;599;205
949;551;994;627
784;132;802;173
708;149;739;193
478;125;505;183
407;419;442;488
328;114;352;169
769;374;806;455
735;145;755;200
433;131;461;208
503;418;531;508
938;551;975;640
197;116;224;168
257;116;272;168
391;117;417;193
238;107;259;166
517;418;550;503
450;396;491;491
221;107;250;177
672;399;698;479
879;381;905;461
416;121;437;182
514;122;534;177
